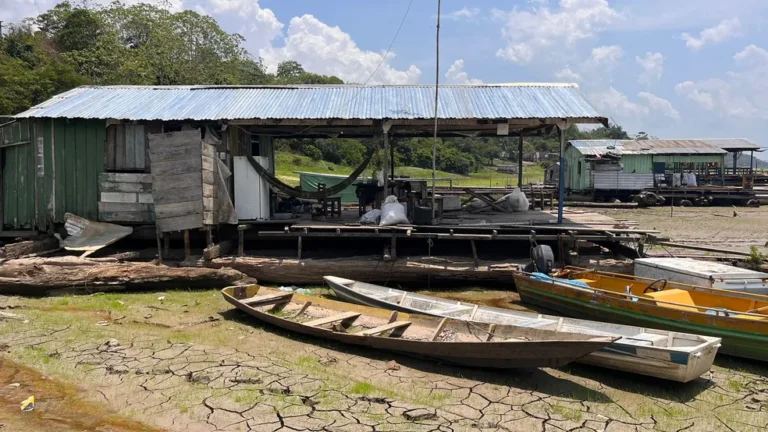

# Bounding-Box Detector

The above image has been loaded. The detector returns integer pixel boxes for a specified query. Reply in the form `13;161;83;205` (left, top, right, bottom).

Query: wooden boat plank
304;311;361;327
241;292;293;307
356;321;412;336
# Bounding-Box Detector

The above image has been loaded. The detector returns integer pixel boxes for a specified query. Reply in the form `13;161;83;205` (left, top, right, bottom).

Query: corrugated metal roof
14;84;606;122
569;139;729;156
695;138;761;151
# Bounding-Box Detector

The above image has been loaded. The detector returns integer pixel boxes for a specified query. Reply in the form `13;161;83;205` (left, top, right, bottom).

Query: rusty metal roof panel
15;84;606;122
569;139;729;156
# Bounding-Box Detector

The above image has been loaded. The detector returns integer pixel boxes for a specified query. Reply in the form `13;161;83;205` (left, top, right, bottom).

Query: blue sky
3;0;767;148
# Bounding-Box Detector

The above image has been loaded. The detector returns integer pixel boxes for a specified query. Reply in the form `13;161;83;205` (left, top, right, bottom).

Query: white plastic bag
672;173;682;187
501;188;530;212
380;195;409;226
359;209;381;225
686;173;697;187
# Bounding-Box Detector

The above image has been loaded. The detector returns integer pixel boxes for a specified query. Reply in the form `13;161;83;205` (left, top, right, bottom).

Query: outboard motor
530;244;555;273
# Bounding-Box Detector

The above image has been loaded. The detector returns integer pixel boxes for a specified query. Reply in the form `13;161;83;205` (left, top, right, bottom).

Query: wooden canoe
221;285;617;369
324;276;721;382
512;268;768;361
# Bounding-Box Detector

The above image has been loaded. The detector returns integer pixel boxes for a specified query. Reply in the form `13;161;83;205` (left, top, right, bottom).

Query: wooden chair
318;183;342;218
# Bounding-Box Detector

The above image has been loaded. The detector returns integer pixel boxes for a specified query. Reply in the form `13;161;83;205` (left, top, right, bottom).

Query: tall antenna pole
431;0;441;223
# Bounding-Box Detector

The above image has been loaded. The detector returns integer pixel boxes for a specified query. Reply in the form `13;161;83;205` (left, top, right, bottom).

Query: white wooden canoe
324;276;722;382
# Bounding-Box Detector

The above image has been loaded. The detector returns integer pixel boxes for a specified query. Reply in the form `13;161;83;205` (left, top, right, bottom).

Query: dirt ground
596;206;768;255
1;288;767;432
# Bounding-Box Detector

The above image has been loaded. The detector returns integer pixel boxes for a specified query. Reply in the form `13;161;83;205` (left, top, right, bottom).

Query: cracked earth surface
0;290;767;431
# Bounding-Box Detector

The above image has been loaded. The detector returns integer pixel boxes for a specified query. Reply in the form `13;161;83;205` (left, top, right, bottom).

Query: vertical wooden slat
69;120;78;217
17;140;28;228
125;124;136;169
54;120;66;222
115;124;126;169
105;125;116;170
86;121;98;220
135;124;146;170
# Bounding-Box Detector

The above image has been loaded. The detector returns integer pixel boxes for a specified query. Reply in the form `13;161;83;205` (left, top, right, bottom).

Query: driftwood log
0;257;254;295
0;236;60;259
208;255;524;285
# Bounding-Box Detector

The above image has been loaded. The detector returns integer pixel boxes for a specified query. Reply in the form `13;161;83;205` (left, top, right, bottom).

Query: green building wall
564;144;726;193
0;118;105;229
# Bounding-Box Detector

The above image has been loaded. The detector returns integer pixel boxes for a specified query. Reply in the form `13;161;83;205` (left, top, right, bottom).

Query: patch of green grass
274;151;545;187
551;404;583;422
296;355;318;367
350;381;376;396
232;390;262;405
727;378;746;392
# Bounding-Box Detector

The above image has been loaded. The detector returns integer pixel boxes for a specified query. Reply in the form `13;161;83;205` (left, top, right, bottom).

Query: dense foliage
0;1;342;115
1;1;637;176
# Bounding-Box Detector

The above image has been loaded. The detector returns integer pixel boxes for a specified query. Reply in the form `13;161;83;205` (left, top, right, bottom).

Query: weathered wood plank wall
148;130;204;232
97;173;154;223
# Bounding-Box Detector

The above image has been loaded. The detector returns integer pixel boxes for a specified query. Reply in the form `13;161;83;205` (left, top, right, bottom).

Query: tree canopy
1;1;638;176
0;1;342;114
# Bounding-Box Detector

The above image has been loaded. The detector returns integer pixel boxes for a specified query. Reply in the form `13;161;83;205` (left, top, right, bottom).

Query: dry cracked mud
0;290;767;431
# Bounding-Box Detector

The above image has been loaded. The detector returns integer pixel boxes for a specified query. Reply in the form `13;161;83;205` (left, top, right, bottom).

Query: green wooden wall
564;145;726;193
1;120;36;228
49;118;105;222
1;118;105;229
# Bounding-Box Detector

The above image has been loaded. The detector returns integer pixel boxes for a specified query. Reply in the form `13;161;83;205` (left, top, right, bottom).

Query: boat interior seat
643;289;699;312
515;319;558;329
433;304;473;315
373;292;402;301
620;333;669;346
729;314;767;321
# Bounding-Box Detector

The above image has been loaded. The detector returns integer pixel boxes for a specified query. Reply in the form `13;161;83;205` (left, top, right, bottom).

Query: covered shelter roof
569;139;731;158
14;84;607;138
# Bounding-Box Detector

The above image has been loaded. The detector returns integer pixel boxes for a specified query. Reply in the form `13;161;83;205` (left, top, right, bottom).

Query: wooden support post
238;229;245;257
382;132;389;196
163;232;170;257
518;133;523;187
297;235;303;260
156;226;163;264
183;230;191;259
391;235;397;261
205;227;213;247
470;239;479;268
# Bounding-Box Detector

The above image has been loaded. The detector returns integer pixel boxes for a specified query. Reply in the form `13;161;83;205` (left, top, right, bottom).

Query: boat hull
222;286;615;369
513;274;766;362
326;276;720;382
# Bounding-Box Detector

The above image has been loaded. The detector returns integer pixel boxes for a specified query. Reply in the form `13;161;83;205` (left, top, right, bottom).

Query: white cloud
637;92;680;120
681;18;741;51
207;0;283;53
494;0;623;65
635;52;664;85
675;45;768;119
675;81;716;110
554;67;581;82
734;44;768;65
589;45;623;67
445;60;483;84
590;87;649;118
443;7;480;21
260;15;421;85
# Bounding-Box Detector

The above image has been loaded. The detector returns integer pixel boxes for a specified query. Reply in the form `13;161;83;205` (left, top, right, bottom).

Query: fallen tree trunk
208;255;524;285
0;236;59;259
0;256;254;295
